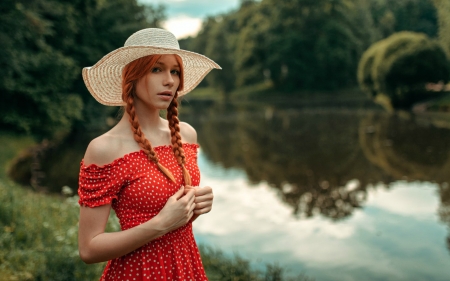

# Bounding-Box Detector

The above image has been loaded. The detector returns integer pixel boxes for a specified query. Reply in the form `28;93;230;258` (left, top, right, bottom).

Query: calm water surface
22;98;450;281
179;99;450;281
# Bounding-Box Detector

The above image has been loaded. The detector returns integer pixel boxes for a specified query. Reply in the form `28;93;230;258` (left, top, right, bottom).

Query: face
135;54;181;110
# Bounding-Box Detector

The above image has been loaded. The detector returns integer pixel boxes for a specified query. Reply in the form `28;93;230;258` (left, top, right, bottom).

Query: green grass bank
0;133;313;281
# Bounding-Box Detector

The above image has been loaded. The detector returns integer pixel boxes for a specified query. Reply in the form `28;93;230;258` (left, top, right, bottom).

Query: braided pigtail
167;92;191;186
122;55;176;183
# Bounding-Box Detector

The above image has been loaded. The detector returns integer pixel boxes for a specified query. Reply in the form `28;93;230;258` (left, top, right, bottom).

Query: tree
369;0;438;39
358;31;450;109
431;0;450;54
0;0;165;140
0;0;82;139
258;0;376;91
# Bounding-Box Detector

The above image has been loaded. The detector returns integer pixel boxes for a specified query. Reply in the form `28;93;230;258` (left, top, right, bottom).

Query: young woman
77;28;221;280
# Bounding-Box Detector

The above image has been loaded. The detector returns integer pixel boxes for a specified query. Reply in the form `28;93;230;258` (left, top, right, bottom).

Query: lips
157;90;173;96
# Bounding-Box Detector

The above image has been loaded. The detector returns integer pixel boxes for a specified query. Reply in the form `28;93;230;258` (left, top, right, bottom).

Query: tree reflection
437;183;450;253
8;100;450;246
184;103;388;220
359;113;450;182
184;102;450;225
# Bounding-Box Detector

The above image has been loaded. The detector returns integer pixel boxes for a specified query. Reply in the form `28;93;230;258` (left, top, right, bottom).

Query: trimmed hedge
358;31;450;109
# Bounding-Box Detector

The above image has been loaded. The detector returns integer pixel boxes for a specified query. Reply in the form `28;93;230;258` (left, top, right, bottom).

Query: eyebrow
155;61;180;68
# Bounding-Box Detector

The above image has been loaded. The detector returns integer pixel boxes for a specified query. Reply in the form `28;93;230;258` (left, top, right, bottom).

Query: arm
179;122;213;220
78;187;196;264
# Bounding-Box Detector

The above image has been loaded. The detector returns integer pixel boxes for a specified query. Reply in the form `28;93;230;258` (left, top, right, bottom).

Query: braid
121;54;186;184
122;60;175;183
167;92;191;186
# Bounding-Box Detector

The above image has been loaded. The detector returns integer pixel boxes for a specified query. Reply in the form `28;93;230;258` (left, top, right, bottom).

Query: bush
357;31;450;109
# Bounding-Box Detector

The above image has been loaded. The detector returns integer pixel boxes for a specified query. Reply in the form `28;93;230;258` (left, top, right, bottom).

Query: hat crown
124;28;180;50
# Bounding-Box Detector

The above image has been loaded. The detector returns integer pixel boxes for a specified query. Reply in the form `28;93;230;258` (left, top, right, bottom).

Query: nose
163;71;174;87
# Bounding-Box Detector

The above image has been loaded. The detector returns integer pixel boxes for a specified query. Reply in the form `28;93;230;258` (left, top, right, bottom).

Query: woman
77;28;221;280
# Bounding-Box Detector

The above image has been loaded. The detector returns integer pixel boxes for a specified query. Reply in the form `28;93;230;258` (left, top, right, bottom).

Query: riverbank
0;133;313;281
187;84;450;112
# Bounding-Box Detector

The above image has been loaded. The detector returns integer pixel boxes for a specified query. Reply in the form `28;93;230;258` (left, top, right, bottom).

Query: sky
139;0;240;39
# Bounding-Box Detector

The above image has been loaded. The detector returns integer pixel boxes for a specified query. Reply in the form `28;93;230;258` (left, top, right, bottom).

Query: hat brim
82;45;221;106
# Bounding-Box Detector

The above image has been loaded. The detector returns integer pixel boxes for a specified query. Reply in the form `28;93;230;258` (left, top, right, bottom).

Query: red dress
78;143;208;281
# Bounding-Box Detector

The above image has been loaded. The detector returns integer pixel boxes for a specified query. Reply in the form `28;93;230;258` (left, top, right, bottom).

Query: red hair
121;55;191;185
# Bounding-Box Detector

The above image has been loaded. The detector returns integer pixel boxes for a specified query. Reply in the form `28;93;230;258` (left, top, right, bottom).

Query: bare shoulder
83;134;124;166
180;122;197;144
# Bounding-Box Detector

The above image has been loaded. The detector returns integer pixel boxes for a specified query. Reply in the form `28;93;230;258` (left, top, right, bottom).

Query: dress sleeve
78;158;127;208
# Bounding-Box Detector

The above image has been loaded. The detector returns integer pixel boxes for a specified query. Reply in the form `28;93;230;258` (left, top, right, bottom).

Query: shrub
358;31;450;109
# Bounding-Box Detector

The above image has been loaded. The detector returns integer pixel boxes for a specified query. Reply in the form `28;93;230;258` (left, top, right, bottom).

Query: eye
171;69;180;75
151;67;161;73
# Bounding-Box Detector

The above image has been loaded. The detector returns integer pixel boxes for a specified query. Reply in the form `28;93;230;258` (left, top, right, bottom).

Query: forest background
1;0;450;280
1;0;449;141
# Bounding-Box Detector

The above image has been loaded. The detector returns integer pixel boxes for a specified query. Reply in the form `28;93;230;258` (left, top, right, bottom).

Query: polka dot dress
78;144;208;281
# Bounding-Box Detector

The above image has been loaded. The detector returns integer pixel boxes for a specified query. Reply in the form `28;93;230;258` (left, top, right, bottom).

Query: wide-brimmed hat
82;28;221;106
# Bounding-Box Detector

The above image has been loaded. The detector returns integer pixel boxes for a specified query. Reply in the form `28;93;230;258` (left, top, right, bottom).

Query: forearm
80;216;166;264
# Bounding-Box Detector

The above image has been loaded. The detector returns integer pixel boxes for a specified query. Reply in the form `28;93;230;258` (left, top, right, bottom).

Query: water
17;98;450;280
179;99;450;281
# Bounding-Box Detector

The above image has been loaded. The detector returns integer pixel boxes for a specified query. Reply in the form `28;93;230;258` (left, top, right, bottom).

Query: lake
13;96;450;281
179;98;450;281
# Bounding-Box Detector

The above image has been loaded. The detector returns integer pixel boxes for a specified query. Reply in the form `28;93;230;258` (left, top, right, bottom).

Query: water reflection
183;102;450;221
8;99;450;279
180;100;450;259
359;113;450;182
194;157;449;280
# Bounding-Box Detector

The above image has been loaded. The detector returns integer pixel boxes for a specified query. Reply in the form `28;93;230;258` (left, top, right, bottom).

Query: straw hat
82;28;221;106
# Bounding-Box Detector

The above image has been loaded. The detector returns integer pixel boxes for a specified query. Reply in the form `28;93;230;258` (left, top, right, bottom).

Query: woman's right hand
154;187;196;233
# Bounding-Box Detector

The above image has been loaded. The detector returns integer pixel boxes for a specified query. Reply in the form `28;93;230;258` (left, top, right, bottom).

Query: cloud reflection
194;150;450;280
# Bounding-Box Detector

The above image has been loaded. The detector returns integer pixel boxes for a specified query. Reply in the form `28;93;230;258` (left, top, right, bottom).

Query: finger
172;186;185;200
194;201;212;210
183;188;195;200
195;186;212;196
194;193;214;204
184;185;194;195
187;191;196;206
187;211;194;221
194;206;212;215
189;202;196;213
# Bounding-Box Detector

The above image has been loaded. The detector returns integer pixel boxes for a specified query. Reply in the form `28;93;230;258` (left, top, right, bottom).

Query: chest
116;151;200;213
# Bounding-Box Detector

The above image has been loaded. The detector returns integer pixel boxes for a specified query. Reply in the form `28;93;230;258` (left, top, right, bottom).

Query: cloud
162;15;202;39
365;181;439;219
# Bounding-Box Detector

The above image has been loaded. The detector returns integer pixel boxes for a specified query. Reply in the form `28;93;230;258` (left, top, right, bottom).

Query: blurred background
1;0;450;280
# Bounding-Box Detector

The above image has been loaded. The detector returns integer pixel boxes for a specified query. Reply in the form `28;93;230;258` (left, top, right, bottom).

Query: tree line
180;0;440;96
0;0;165;139
0;0;445;140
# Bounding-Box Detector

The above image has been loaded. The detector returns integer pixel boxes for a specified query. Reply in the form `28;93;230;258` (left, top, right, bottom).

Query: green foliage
358;31;450;109
0;181;107;280
0;133;313;280
200;245;315;281
182;0;439;96
431;0;450;54
0;0;165;140
0;0;82;139
369;0;438;38
184;0;380;94
357;40;385;98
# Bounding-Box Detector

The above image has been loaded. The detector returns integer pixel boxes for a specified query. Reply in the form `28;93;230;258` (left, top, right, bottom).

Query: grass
0;180;106;280
0;132;314;281
0;133;35;178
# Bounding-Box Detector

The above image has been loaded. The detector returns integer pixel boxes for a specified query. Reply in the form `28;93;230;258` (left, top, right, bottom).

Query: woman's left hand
185;185;213;216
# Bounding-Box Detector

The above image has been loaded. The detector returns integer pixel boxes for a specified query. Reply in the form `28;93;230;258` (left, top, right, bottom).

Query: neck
120;109;165;131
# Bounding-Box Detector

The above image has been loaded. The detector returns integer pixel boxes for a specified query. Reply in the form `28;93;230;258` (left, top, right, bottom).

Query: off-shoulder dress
78;143;207;281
